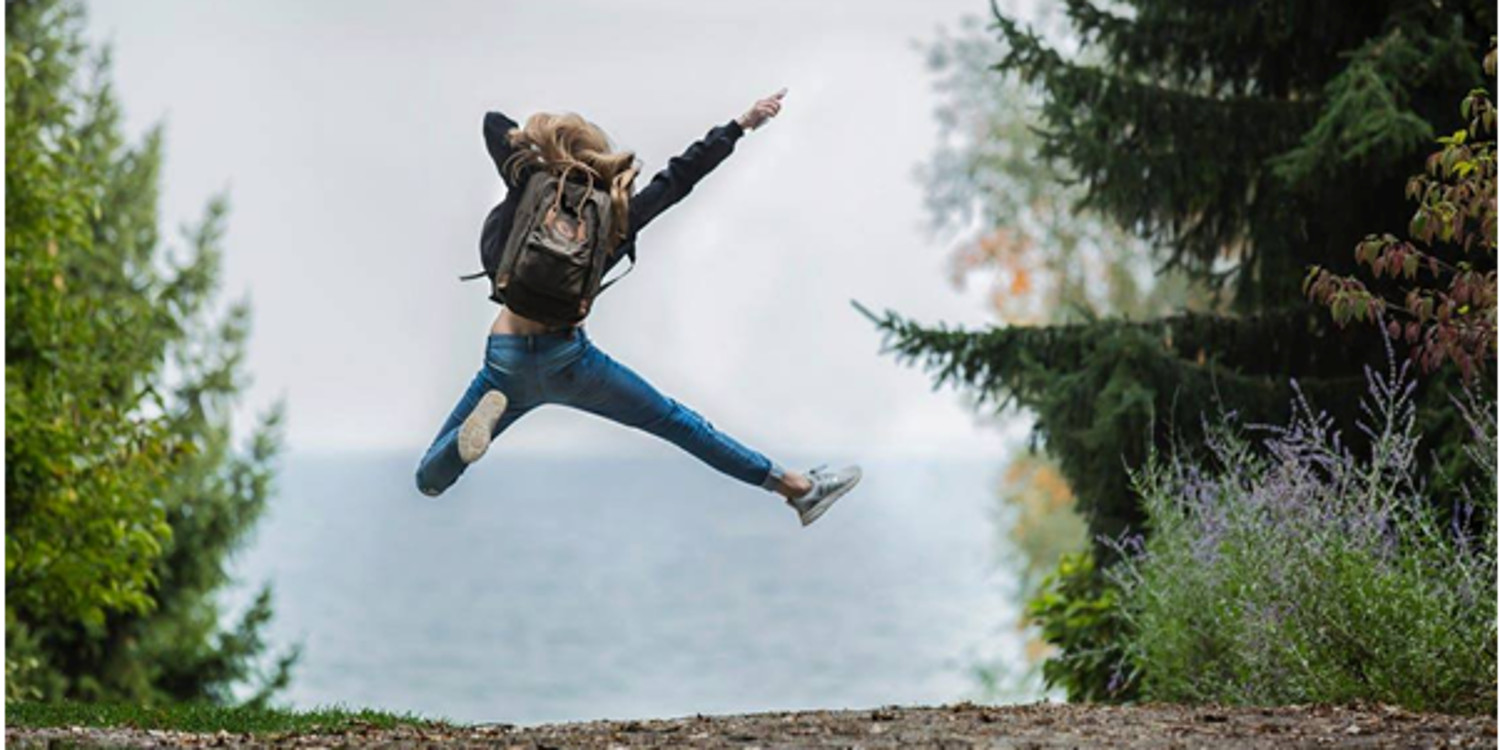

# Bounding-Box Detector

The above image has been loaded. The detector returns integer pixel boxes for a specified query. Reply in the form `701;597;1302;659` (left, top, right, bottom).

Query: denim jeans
415;328;787;497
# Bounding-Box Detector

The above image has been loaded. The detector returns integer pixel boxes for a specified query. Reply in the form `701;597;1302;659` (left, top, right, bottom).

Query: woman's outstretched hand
736;88;787;131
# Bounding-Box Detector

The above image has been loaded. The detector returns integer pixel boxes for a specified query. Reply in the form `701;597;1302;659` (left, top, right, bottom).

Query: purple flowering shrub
1109;351;1496;713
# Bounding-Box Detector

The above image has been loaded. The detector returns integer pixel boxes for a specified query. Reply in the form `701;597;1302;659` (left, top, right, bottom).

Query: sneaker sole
800;467;863;527
457;390;508;464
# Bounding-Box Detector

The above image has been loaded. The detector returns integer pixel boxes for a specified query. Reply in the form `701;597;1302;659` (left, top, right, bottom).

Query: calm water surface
225;451;1029;724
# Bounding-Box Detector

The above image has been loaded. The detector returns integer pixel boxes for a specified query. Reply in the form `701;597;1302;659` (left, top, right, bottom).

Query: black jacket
479;111;745;285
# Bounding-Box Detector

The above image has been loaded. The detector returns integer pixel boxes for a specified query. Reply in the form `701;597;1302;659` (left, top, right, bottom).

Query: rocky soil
9;701;1495;749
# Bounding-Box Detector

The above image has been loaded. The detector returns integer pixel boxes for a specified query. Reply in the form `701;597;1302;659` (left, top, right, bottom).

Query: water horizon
222;449;1034;725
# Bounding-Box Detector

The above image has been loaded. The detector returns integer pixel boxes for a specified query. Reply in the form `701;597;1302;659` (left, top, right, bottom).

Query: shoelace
786;466;828;507
805;465;832;496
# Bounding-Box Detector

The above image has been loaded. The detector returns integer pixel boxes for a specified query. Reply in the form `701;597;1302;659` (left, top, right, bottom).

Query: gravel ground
8;702;1495;749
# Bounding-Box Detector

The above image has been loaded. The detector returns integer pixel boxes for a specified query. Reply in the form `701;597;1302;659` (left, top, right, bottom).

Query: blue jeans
415;328;787;497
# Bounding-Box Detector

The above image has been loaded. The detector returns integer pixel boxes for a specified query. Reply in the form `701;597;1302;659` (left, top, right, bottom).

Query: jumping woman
414;89;862;527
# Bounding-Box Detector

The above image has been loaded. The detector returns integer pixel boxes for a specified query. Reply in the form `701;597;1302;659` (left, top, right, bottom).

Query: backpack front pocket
516;226;591;300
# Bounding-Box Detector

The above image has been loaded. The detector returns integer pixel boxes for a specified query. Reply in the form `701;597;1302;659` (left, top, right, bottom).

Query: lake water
224;451;1032;725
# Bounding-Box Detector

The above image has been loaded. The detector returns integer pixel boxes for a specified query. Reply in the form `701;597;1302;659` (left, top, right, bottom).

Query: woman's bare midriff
491;307;573;336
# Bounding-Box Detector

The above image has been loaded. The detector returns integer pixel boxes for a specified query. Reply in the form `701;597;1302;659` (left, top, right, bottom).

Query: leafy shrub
7;0;292;701
1305;43;1496;381
1025;550;1138;702
1109;350;1496;713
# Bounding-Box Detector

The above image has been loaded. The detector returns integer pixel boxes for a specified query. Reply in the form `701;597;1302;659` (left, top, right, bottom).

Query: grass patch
6;701;446;735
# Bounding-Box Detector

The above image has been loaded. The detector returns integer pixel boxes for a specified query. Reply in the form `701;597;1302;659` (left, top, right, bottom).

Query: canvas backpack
463;165;630;326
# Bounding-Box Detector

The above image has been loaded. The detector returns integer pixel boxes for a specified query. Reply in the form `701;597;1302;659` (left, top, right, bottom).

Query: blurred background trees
6;0;293;703
915;7;1213;696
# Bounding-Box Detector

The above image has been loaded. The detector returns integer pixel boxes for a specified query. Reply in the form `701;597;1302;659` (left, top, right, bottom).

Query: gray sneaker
457;390;508;464
787;465;863;527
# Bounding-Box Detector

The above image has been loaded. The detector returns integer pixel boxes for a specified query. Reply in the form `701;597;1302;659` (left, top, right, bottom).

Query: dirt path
8;702;1494;748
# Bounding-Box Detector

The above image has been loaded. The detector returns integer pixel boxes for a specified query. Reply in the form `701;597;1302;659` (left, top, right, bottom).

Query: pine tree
6;0;294;702
865;0;1496;552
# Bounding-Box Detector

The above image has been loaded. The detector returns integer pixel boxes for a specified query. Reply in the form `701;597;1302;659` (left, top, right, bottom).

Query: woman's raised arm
483;111;522;187
627;89;787;239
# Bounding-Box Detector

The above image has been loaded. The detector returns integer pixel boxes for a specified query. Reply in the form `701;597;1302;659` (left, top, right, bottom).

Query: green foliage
880;0;1495;704
6;0;173;638
858;301;1374;546
1305;43;1497;381
879;0;1495;544
1025;551;1137;703
1111;364;1496;714
1271;26;1457;185
6;0;293;702
6;701;443;735
987;0;1491;309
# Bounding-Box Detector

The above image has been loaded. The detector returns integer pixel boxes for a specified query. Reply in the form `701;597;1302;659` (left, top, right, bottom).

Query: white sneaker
457;390;508;464
787;465;862;527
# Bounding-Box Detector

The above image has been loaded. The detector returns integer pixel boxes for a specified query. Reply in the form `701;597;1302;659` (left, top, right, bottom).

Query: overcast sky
82;0;1021;461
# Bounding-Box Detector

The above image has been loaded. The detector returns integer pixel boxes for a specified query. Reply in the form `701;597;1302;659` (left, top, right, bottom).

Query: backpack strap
597;249;635;295
551;162;597;214
458;270;488;281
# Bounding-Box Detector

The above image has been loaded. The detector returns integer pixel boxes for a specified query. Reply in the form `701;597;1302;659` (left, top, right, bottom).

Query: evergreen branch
862;303;1369;552
1271;27;1439;186
988;8;1313;112
983;4;1321;298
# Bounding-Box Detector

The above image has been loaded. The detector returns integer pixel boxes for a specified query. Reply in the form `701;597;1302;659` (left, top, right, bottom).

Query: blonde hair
504;112;640;247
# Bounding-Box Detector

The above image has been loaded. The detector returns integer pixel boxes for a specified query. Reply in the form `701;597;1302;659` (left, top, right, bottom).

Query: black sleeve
483;111;522;187
626;119;745;240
